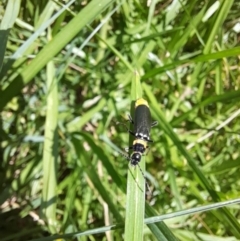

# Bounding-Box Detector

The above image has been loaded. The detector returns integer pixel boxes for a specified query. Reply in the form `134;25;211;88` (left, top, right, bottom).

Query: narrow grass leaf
0;0;20;72
124;72;144;241
145;198;240;224
0;0;20;29
41;60;58;233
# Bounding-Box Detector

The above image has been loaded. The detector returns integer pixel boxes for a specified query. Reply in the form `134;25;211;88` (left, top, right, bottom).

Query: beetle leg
127;114;134;124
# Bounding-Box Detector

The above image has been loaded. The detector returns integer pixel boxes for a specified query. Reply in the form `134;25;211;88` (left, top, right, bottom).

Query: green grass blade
145;198;240;224
124;72;145;241
131;71;142;100
41;60;58;233
0;0;20;72
0;0;20;29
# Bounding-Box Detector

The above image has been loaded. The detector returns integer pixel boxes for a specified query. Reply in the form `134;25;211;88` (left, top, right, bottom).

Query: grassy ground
1;0;240;240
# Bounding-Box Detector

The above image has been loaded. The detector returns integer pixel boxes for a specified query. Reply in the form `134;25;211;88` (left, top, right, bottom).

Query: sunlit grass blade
168;0;207;56
41;60;58;233
0;0;20;29
124;71;145;241
146;198;240;224
0;0;20;72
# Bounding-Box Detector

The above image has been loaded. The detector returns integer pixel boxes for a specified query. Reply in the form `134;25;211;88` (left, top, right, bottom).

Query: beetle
117;98;157;192
126;98;158;166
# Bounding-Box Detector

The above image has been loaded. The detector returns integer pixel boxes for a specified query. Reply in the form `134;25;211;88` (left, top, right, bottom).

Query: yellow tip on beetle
135;98;149;108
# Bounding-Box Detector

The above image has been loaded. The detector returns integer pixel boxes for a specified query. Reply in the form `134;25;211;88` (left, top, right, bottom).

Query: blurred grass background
1;0;240;240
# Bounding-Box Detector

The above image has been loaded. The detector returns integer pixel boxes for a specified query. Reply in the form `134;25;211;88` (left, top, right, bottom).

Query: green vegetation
1;0;240;240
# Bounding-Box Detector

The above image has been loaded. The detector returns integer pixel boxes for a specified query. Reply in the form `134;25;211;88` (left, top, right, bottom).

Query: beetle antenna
116;150;132;161
116;121;136;137
137;163;151;195
117;150;151;195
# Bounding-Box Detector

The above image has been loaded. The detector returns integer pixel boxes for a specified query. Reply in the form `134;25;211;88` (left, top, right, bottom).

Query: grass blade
41;60;58;233
0;0;20;72
124;72;145;241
